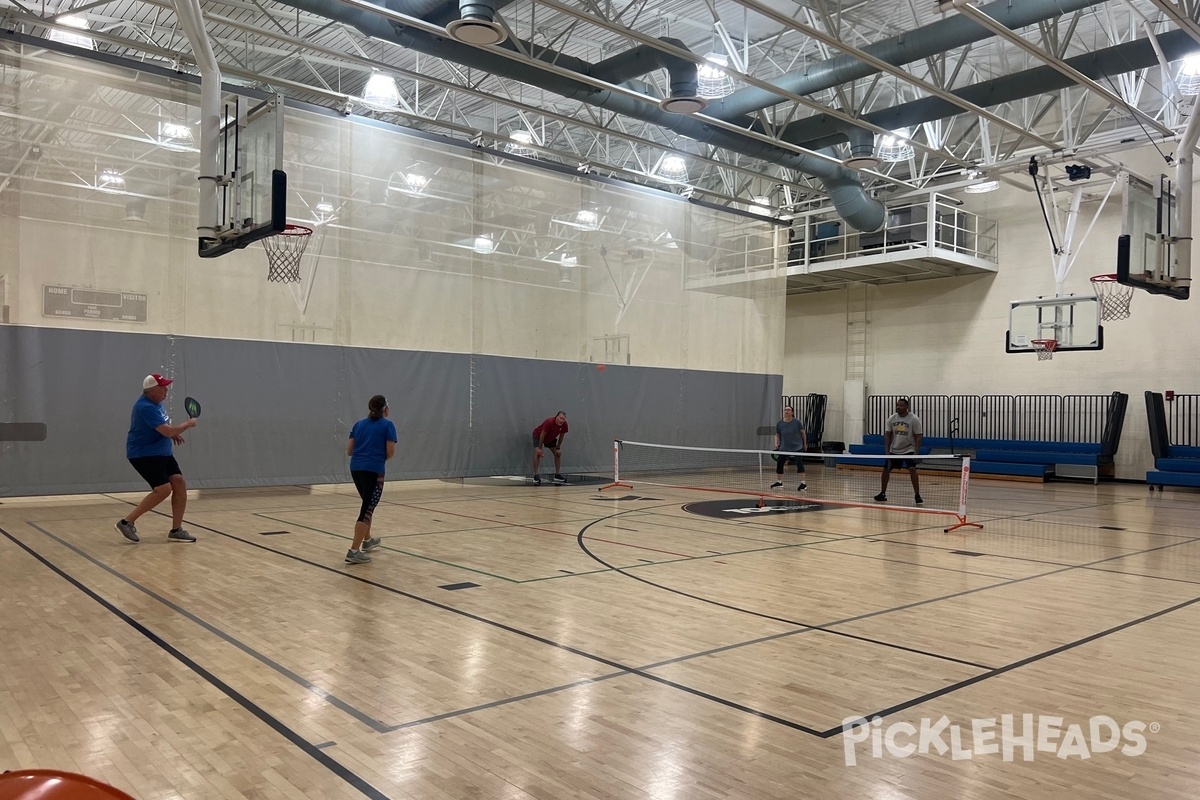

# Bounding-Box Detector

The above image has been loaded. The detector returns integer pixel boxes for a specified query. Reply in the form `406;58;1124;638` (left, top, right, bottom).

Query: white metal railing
684;222;782;282
787;193;999;270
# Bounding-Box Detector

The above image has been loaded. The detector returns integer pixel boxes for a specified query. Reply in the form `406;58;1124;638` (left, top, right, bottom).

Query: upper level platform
685;193;999;296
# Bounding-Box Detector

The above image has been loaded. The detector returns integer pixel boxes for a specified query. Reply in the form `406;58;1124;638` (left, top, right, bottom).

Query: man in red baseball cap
115;373;198;543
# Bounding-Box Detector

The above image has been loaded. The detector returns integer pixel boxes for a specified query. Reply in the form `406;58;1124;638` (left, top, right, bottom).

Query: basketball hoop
262;224;313;283
1091;274;1132;321
1031;339;1057;361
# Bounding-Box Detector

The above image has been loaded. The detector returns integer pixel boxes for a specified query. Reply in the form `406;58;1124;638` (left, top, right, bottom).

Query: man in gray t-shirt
770;406;808;492
875;397;924;504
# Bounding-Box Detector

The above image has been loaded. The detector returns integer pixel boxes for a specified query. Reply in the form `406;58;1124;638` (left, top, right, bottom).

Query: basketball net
1091;274;1133;321
1031;339;1057;361
263;224;313;283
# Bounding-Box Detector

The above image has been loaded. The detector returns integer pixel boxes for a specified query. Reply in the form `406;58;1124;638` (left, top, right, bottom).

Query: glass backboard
199;93;286;258
1006;295;1102;353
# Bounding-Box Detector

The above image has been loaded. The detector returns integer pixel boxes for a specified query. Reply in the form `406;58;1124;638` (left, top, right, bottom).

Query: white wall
784;156;1197;478
1;50;786;379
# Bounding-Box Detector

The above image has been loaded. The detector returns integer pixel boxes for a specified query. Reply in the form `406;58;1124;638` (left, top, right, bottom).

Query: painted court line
2;527;390;800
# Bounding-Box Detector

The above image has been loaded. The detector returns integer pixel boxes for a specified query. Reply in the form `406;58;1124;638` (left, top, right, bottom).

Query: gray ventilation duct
423;0;517;27
708;0;1108;121
779;29;1200;152
592;38;706;114
379;0;447;19
279;0;888;230
841;126;878;171
445;0;506;46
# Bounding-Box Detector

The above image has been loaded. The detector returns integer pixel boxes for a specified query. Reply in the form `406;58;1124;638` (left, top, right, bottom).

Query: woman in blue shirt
344;394;397;564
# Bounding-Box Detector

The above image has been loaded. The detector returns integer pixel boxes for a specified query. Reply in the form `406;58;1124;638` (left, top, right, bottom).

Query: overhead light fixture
504;129;538;159
963;171;998;193
877;128;914;163
404;173;429;193
123;197;149;223
157;121;195;152
749;195;772;216
49;13;94;50
97;168;126;194
574;210;598;229
657;232;680;249
1180;53;1200;96
314;198;336;223
964;179;999;194
697;53;735;99
388;171;431;198
361;72;401;111
554;206;602;231
560;253;578;267
656;154;688;182
473;233;495;254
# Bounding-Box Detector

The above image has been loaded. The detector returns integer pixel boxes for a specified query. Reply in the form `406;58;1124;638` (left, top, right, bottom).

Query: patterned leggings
352;470;384;524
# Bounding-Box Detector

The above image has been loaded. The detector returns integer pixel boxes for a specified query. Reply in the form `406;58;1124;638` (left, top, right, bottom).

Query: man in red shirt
532;411;568;485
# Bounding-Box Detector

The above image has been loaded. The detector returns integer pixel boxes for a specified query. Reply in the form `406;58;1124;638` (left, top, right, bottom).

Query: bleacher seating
845;393;1129;483
1145;391;1200;490
850;436;1106;481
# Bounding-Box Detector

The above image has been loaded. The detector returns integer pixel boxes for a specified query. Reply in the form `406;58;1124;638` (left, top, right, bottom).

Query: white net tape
608;440;978;530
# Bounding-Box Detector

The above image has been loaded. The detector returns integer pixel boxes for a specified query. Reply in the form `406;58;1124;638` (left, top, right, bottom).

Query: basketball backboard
198;93;286;258
1116;174;1188;300
1006;295;1103;353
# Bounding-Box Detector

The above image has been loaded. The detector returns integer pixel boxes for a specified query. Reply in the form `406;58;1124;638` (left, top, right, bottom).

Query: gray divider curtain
0;325;781;495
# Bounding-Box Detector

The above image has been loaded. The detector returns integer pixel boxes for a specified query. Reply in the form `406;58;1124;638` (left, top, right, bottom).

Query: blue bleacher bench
852;435;1106;482
1147;445;1200;489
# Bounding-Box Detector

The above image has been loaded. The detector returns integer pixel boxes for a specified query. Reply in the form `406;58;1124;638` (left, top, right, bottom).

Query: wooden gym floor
2;477;1199;799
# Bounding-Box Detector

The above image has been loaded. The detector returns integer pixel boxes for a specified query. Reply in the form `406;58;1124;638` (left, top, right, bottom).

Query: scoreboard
43;285;147;323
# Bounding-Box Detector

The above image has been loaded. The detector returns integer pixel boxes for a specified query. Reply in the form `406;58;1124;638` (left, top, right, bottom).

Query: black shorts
535;437;560;449
129;455;182;488
883;457;919;471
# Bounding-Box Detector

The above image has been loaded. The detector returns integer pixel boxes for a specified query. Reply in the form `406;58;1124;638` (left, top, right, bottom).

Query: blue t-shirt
349;416;398;474
126;395;172;458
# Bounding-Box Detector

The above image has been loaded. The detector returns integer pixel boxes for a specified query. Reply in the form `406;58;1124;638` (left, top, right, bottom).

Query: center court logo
682;498;822;520
842;714;1155;766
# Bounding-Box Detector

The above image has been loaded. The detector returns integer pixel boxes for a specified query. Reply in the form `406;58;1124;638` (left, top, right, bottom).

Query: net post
945;456;983;533
598;438;632;491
